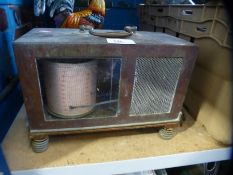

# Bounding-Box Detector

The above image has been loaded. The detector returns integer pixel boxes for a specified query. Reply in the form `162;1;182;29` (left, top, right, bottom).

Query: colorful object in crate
34;0;105;28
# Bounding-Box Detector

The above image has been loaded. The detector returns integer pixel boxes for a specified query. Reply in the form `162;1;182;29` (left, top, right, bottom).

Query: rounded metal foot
31;136;49;153
159;128;174;140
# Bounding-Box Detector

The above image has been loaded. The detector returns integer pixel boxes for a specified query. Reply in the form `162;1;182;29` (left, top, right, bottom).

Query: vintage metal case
14;28;197;152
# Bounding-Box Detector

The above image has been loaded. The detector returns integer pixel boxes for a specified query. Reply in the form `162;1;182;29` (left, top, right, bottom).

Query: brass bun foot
159;128;174;140
31;136;49;153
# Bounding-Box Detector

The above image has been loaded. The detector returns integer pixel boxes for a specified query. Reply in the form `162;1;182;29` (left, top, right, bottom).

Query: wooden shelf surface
2;105;230;173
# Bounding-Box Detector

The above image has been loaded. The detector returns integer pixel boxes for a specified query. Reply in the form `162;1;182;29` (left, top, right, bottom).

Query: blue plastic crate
103;0;143;29
103;8;140;29
0;4;23;142
111;0;144;8
0;71;6;92
0;5;19;77
0;0;23;5
0;84;22;142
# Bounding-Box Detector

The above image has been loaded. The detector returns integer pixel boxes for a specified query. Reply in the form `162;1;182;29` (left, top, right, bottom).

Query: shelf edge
12;147;232;175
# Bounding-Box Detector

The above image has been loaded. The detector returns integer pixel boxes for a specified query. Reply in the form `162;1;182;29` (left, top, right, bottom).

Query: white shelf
12;147;231;175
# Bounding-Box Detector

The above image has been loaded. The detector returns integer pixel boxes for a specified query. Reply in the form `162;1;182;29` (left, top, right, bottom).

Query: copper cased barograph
14;28;197;151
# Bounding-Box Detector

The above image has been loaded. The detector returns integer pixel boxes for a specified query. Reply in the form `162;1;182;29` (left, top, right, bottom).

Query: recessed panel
129;57;183;116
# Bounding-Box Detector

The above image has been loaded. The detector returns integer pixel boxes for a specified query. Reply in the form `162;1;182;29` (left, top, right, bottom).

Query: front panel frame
14;39;197;136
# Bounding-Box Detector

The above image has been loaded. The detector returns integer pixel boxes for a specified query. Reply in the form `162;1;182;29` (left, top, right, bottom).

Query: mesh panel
129;57;183;116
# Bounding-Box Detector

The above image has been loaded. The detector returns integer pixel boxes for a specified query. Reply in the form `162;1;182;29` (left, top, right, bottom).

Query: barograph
14;27;197;152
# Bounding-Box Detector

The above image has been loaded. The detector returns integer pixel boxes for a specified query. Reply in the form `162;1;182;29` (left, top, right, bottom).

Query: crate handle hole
182;10;193;15
157;8;163;12
196;26;207;32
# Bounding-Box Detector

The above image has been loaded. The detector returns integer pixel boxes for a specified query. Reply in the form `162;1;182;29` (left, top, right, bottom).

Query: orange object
62;9;93;28
62;0;105;28
89;0;105;16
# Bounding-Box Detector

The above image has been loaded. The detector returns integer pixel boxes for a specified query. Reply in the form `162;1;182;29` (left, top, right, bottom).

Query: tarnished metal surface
14;28;195;45
13;28;198;136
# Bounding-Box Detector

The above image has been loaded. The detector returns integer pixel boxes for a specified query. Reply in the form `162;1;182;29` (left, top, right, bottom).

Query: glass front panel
37;58;121;120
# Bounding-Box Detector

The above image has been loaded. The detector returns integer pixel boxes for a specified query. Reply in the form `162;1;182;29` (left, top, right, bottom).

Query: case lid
14;28;195;47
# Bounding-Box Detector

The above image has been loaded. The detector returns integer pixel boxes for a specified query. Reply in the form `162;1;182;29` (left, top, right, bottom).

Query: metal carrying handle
79;25;94;32
88;26;137;38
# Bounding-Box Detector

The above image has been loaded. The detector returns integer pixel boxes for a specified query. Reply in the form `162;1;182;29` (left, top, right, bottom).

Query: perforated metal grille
129;57;183;116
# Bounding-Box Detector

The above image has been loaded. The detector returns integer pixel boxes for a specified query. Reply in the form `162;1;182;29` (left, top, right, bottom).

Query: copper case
14;28;198;138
